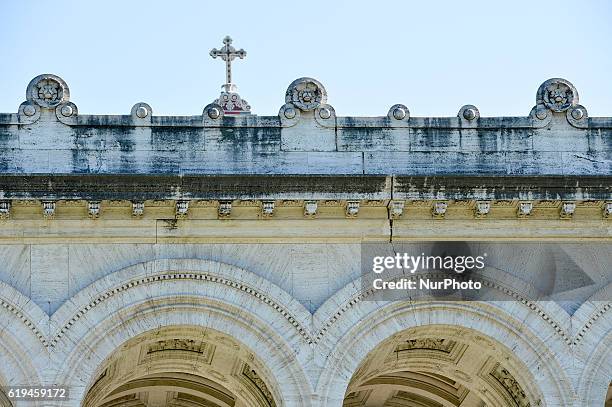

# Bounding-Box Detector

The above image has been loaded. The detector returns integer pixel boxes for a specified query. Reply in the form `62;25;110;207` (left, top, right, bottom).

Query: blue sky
1;0;611;117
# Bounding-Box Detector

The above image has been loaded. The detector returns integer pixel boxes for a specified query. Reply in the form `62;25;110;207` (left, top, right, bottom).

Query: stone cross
210;36;246;85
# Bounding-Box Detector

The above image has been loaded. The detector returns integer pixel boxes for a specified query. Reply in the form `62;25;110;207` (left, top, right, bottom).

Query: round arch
315;301;574;407
48;259;314;407
0;281;46;391
81;325;286;407
575;302;612;406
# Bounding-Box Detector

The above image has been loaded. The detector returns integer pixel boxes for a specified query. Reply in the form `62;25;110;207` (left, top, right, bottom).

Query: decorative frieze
0;199;608;221
147;339;207;354
142;338;216;365
395;338;455;354
279;200;301;207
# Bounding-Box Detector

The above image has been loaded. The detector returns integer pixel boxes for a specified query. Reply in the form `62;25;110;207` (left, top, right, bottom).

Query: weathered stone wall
0;247;609;406
0;75;609;407
0;76;609;177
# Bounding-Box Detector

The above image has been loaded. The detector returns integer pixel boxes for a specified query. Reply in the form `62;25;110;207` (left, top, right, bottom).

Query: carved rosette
531;78;587;128
26;74;70;108
281;77;334;127
537;78;577;113
19;74;75;124
285;77;327;112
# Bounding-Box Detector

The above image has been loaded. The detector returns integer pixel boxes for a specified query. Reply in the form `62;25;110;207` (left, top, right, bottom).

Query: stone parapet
0;75;609;178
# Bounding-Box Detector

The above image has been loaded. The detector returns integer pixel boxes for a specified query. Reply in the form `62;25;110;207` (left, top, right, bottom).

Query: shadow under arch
48;258;314;407
81;325;285;407
342;324;542;407
315;300;574;407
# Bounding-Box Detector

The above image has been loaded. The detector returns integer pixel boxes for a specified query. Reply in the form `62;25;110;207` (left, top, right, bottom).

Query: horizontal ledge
0;174;609;200
0;219;608;243
2;113;612;129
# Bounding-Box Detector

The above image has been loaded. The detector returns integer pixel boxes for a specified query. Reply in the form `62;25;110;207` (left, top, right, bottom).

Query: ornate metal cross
210;36;246;85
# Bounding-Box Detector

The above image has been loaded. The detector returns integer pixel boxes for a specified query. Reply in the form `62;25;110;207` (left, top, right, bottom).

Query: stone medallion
26;74;70;108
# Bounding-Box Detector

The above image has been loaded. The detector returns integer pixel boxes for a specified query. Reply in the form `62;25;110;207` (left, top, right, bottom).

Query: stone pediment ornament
209;36;251;116
216;85;251;115
281;77;335;127
285;77;327;112
537;78;577;112
19;74;76;124
530;78;588;128
26;74;70;108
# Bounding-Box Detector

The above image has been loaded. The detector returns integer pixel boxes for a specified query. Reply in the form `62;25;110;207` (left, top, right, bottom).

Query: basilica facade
0;71;610;407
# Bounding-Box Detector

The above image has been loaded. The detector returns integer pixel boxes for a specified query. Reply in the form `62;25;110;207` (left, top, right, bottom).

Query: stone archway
49;259;314;407
82;326;278;407
315;300;572;407
0;281;47;400
342;325;537;407
575;310;612;407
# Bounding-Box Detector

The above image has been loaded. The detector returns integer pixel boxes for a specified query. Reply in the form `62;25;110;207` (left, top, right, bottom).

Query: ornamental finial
210;35;247;88
207;36;251;116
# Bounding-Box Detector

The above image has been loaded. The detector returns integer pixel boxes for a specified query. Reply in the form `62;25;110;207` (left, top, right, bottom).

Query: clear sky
1;0;611;117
